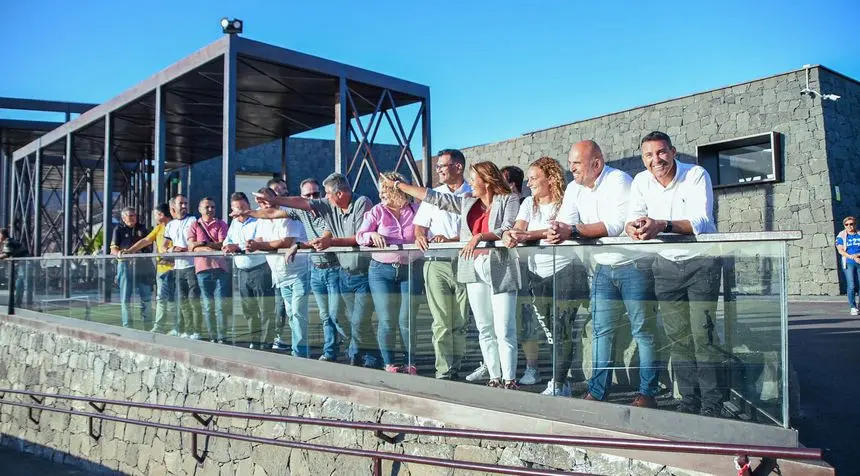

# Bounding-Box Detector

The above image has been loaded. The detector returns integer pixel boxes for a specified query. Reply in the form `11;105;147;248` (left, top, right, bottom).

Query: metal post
86;170;94;237
7;260;15;315
334;76;348;175
0;131;7;228
33;147;43;257
153;86;166;213
421;96;432;186
221;39;238;220
63;134;74;256
102;113;114;303
8;150;17;237
144;153;152;223
280;136;288;183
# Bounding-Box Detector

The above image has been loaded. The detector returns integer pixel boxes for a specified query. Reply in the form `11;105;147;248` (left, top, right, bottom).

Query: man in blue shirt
836;216;860;315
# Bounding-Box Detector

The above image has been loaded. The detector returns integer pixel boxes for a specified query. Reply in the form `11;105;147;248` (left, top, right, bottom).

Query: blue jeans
845;260;859;309
117;261;153;329
589;261;659;399
197;268;231;341
279;274;310;357
153;271;176;333
340;268;379;367
368;260;420;367
310;266;345;359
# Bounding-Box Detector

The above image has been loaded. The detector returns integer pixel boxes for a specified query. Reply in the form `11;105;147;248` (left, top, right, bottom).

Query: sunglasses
846;222;856;227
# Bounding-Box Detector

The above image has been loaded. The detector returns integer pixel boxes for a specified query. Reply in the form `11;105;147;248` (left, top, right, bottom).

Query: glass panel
0;259;11;311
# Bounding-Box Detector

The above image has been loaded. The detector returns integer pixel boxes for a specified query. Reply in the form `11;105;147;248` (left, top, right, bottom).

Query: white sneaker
851;307;859;316
188;333;201;340
167;330;180;337
518;366;542;386
541;380;571;397
465;362;490;382
180;333;190;339
249;343;256;350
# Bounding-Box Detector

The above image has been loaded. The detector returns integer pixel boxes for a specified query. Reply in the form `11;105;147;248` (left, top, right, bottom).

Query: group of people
1;129;726;416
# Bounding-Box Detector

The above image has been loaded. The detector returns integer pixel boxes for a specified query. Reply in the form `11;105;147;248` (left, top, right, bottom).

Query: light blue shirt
224;216;268;269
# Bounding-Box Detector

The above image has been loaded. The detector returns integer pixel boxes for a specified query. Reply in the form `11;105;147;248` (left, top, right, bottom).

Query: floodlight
221;17;243;35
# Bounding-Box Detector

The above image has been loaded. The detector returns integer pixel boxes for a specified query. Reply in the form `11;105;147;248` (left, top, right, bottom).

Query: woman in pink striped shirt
356;172;421;374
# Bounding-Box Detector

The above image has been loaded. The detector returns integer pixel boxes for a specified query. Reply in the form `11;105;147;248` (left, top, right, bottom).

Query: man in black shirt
111;207;154;329
0;227;28;306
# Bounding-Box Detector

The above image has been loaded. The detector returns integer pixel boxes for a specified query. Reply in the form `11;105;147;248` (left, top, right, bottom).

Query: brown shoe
631;394;658;409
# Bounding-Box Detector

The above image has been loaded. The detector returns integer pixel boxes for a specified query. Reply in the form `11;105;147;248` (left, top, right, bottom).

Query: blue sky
1;0;859;150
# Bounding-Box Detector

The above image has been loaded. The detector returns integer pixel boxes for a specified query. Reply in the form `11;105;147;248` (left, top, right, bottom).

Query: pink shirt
187;218;230;273
356;203;419;264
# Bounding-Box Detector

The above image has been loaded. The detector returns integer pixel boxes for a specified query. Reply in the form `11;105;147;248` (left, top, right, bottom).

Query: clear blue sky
2;0;859;150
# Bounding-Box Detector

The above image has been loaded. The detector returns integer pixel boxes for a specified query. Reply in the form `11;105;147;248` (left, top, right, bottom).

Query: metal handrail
1;231;802;262
0;388;823;465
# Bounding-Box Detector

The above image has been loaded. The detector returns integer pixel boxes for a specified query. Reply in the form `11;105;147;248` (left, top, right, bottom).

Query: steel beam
421;96;432;186
153;86;166;211
62;135;74;256
0;132;7;228
33;146;43;256
221;40;238;219
334;77;348;176
280;136;287;183
102;114;113;256
86;170;94;236
0;97;97;114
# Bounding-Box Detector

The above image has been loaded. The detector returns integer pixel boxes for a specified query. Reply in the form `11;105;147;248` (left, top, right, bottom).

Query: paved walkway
0;447;95;475
789;300;860;475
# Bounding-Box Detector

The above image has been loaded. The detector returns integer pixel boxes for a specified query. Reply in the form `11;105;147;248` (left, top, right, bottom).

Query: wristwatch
570;225;580;238
664;220;674;233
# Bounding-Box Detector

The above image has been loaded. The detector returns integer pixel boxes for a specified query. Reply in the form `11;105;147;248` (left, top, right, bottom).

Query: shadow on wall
0;434;124;475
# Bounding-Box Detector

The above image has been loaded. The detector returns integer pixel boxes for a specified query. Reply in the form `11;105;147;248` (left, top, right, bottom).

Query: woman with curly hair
503;157;589;397
381;161;522;389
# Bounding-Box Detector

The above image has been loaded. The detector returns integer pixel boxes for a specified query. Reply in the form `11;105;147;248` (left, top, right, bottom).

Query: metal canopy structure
8;34;432;256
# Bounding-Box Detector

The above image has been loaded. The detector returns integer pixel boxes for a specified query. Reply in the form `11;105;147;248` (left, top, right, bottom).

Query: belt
313;262;339;270
424;256;455;263
372;259;407;268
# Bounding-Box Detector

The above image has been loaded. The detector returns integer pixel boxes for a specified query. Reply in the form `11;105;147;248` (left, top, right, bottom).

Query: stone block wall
186;138;417;208
0;320;704;476
462;67;840;295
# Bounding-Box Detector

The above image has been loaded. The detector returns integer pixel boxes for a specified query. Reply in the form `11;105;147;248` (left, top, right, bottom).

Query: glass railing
0;231;795;428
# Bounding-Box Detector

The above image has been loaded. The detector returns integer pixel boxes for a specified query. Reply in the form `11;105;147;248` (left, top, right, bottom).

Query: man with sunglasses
836;216;860;315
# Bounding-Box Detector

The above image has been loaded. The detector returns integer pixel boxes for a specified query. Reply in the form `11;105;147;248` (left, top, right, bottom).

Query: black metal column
62;134;74;256
86;170;94;237
221;40;238;219
421;96;432;186
334;76;348;176
280;136;288;183
0;130;7;228
153;86;166;214
33;147;43;257
102;113;113;256
8;156;17;237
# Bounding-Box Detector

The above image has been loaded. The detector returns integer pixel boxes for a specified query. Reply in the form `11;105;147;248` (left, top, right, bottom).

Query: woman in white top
503;157;589;397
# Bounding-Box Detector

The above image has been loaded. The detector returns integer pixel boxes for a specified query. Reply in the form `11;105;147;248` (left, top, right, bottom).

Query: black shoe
700;404;723;418
677;401;701;414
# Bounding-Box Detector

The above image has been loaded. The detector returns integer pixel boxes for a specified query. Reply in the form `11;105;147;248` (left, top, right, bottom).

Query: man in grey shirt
244;173;380;368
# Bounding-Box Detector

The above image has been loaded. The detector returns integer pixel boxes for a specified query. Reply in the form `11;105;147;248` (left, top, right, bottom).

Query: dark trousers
238;263;274;346
175;267;202;335
652;256;724;409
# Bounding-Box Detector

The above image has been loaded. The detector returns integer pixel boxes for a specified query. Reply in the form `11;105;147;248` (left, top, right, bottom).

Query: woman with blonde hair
503;157;589;396
382;161;522;389
357;172;422;373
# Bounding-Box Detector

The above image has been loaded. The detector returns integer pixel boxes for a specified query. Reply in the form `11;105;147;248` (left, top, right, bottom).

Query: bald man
547;140;660;408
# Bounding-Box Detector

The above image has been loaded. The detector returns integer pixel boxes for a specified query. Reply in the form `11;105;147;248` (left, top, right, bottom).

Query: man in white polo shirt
548;140;659;406
625;130;723;417
413;149;472;380
224;192;274;349
163;194;202;338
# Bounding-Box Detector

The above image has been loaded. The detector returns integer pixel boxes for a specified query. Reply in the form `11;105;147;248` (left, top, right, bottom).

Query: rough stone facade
462;66;860;295
185;138;416;208
0;320;705;476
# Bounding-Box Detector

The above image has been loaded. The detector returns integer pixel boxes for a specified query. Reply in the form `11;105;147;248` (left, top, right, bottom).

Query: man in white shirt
413;149;473;380
625;131;723;417
248;187;310;357
548;140;659;406
163;194;202;338
224;192;274;349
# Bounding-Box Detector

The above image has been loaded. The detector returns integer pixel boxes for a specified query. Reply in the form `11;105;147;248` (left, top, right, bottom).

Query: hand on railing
460;235;482;260
546;221;572;244
368;232;388;249
223;244;241;254
308;236;332;251
627;217;661;241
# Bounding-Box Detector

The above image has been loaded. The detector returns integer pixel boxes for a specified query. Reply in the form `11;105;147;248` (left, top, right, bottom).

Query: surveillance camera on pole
800;65;840;102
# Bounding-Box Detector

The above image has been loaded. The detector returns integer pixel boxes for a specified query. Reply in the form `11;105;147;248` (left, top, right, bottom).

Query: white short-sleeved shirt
515;197;573;278
627;160;716;261
224;216;268;269
413;182;472;257
163;215;197;270
256;208;309;287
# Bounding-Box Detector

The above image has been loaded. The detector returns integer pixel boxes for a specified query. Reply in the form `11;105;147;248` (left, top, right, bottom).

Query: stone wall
0;317;709;476
462;67;838;295
820;70;860;293
186;138;416;207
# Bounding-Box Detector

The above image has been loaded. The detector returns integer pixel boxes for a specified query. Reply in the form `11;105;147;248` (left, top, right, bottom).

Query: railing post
6;259;15;315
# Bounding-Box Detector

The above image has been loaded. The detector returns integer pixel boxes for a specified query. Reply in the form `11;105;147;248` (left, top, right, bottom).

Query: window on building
697;132;781;189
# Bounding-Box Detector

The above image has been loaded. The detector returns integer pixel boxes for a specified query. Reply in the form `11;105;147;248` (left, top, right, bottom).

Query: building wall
462;67;838;295
184;138;414;210
820;69;860;293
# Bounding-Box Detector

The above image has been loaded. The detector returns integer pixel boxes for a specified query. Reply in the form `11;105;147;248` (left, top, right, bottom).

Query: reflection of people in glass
625;131;723;417
549;140;660;406
413;150;472;380
381;162;522;389
110;207;154;329
0;227;28;306
504;157;588;396
357;172;421;374
836;216;860;315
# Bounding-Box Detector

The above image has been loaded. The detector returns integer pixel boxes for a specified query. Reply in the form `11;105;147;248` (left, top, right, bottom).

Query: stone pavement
789;300;860;475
